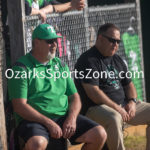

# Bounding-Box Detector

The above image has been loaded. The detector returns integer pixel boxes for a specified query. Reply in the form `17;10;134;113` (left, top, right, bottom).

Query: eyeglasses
102;34;121;44
44;39;57;44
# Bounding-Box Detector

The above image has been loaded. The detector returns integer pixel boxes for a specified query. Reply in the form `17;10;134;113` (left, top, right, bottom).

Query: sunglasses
44;39;57;44
102;34;121;44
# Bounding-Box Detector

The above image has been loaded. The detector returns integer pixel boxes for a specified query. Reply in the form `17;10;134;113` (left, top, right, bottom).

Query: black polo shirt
74;46;131;114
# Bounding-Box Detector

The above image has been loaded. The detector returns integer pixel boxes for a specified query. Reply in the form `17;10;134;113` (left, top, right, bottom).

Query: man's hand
117;106;130;122
39;10;47;23
31;8;47;23
46;120;63;139
63;116;76;139
125;101;136;120
71;0;85;10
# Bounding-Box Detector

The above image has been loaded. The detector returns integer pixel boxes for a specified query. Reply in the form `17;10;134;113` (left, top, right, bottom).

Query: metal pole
136;0;146;101
83;0;90;50
0;8;8;149
7;0;26;65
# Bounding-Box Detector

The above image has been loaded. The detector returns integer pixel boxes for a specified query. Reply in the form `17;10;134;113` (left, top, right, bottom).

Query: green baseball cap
32;24;62;40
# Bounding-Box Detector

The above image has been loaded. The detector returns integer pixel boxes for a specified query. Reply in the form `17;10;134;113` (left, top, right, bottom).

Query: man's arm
124;82;137;119
63;93;81;139
67;93;81;119
52;0;85;13
12;98;63;139
31;8;47;22
31;0;84;22
39;0;85;14
82;83;130;122
124;81;137;100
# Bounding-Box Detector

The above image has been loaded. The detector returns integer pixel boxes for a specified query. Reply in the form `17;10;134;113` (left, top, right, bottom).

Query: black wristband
52;5;56;13
128;98;137;103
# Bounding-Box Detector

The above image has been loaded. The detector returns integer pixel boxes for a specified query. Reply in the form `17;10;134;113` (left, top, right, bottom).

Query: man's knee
92;125;107;143
76;125;107;144
25;136;48;150
86;105;122;127
108;111;122;126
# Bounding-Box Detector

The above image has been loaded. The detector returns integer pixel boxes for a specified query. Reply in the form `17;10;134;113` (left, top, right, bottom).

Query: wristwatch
128;98;137;103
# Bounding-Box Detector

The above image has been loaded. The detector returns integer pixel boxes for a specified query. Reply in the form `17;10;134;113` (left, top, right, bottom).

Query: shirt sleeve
25;0;32;15
65;65;77;96
119;57;132;86
44;0;60;6
75;59;100;86
8;66;28;100
50;0;60;4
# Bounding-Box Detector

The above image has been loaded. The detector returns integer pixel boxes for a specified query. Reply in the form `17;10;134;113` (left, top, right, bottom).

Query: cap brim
44;35;62;40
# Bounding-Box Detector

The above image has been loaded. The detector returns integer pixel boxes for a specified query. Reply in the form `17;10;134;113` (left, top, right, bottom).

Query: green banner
122;32;143;101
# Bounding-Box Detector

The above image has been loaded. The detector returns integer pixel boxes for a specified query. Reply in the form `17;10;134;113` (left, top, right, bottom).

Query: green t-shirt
8;53;77;125
27;0;54;7
122;32;143;101
25;0;59;15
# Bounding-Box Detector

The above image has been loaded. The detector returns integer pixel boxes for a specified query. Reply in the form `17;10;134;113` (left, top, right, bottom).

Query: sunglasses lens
109;38;115;43
108;38;120;44
102;35;120;44
46;39;57;44
116;40;120;44
114;39;120;44
113;39;120;44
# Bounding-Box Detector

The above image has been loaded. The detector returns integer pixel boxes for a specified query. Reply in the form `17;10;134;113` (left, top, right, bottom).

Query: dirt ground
69;137;146;150
125;136;146;150
69;125;147;150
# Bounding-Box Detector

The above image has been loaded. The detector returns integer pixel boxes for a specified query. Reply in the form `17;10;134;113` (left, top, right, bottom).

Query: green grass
124;136;146;150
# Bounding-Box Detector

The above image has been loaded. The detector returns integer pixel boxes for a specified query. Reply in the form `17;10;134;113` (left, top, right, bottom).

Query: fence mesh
24;3;145;101
56;0;135;6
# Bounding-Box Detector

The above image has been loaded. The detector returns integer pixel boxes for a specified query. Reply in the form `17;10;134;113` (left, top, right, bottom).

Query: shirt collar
93;46;112;59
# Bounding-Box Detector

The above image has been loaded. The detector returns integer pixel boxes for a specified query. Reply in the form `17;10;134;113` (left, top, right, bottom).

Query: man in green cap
8;24;107;150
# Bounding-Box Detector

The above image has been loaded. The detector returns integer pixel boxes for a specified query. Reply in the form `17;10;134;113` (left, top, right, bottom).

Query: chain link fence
56;0;135;6
24;2;145;101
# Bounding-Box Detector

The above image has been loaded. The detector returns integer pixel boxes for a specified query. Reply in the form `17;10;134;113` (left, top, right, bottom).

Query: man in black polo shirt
74;23;150;150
